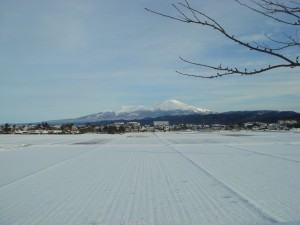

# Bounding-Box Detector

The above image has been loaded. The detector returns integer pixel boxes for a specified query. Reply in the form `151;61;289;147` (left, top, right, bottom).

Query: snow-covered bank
0;132;299;225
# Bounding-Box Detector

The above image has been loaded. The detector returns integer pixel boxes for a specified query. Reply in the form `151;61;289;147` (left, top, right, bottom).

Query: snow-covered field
0;131;300;225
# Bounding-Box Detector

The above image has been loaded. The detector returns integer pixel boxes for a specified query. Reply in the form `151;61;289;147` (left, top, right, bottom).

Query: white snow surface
114;99;211;114
0;132;300;225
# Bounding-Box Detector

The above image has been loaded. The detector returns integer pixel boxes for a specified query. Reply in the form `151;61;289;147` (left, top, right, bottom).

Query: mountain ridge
86;110;300;126
44;100;300;126
48;99;212;125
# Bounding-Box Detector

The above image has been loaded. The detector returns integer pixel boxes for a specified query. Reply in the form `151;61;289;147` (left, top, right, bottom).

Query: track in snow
0;132;300;225
153;133;278;224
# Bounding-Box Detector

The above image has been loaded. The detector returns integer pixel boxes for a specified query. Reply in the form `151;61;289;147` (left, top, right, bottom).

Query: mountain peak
156;99;210;113
159;99;184;107
164;99;182;104
112;99;211;114
48;99;212;124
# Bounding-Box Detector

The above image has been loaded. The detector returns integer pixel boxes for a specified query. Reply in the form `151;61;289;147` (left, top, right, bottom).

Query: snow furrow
1;133;299;225
173;146;278;223
174;142;300;223
0;146;97;189
226;144;300;163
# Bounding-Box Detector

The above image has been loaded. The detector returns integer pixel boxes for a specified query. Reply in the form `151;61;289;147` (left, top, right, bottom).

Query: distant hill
47;99;212;125
153;110;300;125
88;110;300;126
44;99;300;126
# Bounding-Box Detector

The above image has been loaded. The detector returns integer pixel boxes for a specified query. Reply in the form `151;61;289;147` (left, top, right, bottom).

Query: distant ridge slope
133;110;300;126
48;99;212;125
46;100;300;125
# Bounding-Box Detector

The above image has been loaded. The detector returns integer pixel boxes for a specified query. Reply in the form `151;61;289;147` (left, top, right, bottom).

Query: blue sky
1;0;299;124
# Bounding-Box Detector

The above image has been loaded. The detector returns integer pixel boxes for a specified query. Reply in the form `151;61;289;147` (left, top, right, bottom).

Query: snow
50;99;212;124
152;99;210;113
0;132;300;225
114;99;211;114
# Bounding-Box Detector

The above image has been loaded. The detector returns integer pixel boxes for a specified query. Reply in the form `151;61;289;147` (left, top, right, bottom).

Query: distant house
212;124;225;130
268;123;280;130
114;122;125;127
153;121;169;127
244;122;254;129
126;122;140;127
278;120;297;126
153;121;170;131
125;122;140;132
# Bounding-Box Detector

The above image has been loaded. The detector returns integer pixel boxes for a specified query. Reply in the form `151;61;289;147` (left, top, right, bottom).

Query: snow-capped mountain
49;99;212;124
114;99;210;114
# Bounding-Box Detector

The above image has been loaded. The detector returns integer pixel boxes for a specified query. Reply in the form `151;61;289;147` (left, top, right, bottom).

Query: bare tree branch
235;0;300;25
177;57;297;78
145;0;300;78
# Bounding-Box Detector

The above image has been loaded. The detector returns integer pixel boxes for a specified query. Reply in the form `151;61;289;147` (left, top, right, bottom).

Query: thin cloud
0;0;299;123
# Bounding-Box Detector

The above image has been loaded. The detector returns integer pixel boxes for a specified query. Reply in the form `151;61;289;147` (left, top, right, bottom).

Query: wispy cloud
0;0;299;123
